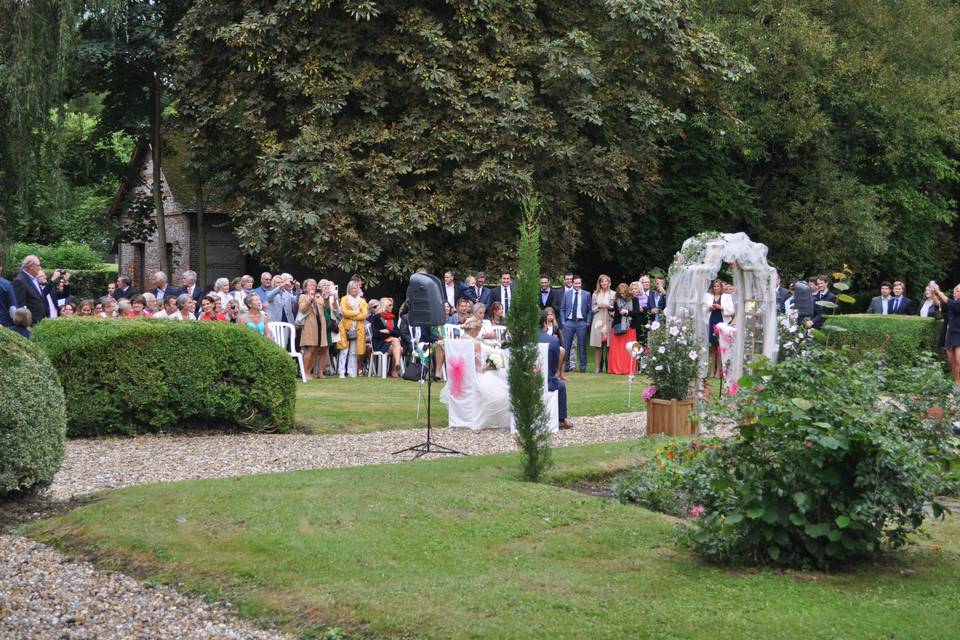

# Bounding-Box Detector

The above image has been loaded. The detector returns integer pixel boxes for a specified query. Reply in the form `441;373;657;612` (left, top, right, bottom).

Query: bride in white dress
440;317;511;429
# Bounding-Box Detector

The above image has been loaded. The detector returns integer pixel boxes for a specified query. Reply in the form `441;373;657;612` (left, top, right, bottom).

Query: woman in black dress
932;282;960;385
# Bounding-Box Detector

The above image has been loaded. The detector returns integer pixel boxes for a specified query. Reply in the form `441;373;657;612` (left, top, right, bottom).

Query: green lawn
29;442;960;640
296;368;649;434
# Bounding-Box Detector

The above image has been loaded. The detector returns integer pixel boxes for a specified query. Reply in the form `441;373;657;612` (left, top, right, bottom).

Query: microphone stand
393;337;466;459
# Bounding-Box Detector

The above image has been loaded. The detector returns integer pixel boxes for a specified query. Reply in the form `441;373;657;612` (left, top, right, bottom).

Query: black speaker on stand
393;273;466;459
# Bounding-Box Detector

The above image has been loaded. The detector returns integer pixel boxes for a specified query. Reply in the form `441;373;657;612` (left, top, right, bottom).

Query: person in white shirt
918;283;941;318
153;295;179;319
443;271;457;308
866;282;894;314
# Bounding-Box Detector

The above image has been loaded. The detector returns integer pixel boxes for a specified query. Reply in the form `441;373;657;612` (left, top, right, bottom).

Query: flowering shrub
613;439;718;517
639;315;700;400
776;312;813;360
679;345;950;569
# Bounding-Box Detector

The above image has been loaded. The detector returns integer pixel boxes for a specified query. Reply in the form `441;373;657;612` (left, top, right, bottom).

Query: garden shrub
0;329;67;494
32;318;297;436
614;440;717;517
66;266;118;300
822;314;941;367
679;346;951;569
4;241;103;272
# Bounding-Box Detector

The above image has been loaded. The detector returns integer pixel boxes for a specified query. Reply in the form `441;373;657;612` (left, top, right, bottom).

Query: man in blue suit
540;312;572;430
560;275;592;373
463;271;492;306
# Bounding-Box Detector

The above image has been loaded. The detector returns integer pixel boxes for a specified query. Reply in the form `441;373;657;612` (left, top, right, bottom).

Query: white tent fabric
664;232;779;386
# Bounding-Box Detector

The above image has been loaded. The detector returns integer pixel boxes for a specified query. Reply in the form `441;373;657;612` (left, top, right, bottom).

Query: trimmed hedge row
33;319;297;436
0;329;67;494
67;266;118;300
823;314;942;367
3;241;104;273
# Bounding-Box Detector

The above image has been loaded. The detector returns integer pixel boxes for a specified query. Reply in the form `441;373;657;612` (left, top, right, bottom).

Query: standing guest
890;281;914;315
142;292;158;315
490;271;514;316
562;272;574;293
723;282;736;303
867;281;895;314
252;272;272;302
126;294;149;317
37;270;64;319
266;274;298;325
212;277;231;309
704;280;734;377
198;295;227;321
318;279;340;375
98;296;118;318
638;275;653;302
13;254;47;325
647;276;667;319
775;272;790;312
442;271;458;308
608;283;639;375
298;279;328;380
153;295;178;319
370;297;403;377
0;265;18;329
11;308;32;338
590;274;614;373
59;301;76;317
241;294;269;336
630;282;650;345
76;299;96;317
180;270;204;311
106;282;116;298
337;280;368;378
540;311;572;430
813;275;837;313
538;274;562;320
113;275;138;300
918;283;941;318
561;275;592;373
151;271;180;301
465;272;492;305
174;294;196;320
931;283;960;385
461;275;477;301
228;276;247;310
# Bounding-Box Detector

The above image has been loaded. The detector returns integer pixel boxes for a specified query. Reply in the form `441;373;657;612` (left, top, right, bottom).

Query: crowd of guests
2;253;958;385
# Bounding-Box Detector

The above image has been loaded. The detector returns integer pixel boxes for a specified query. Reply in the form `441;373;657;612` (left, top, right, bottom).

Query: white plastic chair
268;321;307;383
442;324;461;340
491;325;508;346
368;350;406;378
511;343;559;434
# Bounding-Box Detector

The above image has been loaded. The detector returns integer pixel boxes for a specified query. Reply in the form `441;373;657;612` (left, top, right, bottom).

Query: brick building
114;140;245;290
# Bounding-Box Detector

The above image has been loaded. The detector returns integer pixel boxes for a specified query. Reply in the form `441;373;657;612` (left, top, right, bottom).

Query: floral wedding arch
663;232;779;388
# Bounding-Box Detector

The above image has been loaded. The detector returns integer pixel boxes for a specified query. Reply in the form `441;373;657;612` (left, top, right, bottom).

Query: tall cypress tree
508;196;552;482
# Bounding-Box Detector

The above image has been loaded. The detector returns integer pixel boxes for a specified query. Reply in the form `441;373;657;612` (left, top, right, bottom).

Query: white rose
658;346;666;354
783;341;794;349
688;350;698;360
650;321;661;331
655;365;663;371
669;326;680;336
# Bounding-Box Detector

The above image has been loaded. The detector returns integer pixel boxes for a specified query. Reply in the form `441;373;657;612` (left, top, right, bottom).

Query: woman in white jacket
703;279;734;377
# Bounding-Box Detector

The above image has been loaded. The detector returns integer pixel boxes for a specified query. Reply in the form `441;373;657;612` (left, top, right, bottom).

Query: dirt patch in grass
0;491;94;532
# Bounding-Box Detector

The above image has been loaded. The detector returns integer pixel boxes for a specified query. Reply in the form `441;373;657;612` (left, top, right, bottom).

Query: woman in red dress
608;283;639;375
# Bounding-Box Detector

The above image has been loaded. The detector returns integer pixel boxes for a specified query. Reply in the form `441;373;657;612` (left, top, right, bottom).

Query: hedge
822;314;942;367
32;318;297;436
4;241;104;273
0;329;67;494
67;266;118;300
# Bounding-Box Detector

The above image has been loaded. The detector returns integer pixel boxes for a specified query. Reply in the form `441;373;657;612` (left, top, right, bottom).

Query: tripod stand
393;348;466;459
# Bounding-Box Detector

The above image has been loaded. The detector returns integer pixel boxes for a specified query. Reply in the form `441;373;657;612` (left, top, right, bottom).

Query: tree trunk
195;175;207;288
151;71;169;275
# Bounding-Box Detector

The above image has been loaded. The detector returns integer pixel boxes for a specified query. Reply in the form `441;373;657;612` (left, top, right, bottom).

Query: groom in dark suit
489;271;515;315
540;311;572;430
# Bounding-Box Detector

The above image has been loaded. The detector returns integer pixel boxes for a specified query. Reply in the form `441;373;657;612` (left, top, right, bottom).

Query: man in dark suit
812;275;837;315
113;275;139;300
540;312;572;430
866;281;894;314
775;272;790;312
441;271;458;309
0;265;17;329
561;275;592;373
150;270;181;302
180;269;205;315
489;271;515;316
13;254;48;325
463;271;492;306
646;275;667;318
537;274;562;319
890;281;914;315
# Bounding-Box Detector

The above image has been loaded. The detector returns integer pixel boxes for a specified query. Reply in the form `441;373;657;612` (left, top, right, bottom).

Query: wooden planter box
646;398;696;436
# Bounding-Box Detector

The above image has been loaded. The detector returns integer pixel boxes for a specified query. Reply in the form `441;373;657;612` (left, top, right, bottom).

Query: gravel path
49;413;647;500
5;412;646;639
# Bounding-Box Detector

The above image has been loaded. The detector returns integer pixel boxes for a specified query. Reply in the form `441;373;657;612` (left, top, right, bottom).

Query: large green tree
173;0;748;279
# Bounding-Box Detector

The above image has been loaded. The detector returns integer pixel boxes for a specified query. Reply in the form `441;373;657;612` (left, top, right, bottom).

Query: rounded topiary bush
32;318;297;436
0;329;67;494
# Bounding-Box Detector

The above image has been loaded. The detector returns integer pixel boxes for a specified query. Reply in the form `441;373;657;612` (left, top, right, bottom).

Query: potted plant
639;315;700;436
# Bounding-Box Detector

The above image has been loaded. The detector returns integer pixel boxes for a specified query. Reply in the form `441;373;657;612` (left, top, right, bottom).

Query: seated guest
481;301;505;347
867;281;895;314
443;301;453;318
153;295;178;319
99;296;118;318
229;276;247;311
890;280;914;315
370;297;403;377
12;308;32;338
212;277;231;309
117;298;132;317
174;293;196;320
198;295;227;321
126;294;149;317
919;283;941;318
142;292;158;315
59;301;76;317
241;293;269;336
539;311;572;430
76;299;96;317
447;297;472;325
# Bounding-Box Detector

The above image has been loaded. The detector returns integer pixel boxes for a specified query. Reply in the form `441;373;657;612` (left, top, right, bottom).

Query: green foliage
67;266;118;301
681;347;949;569
32;318;297;436
0;328;67;495
639;315;700;400
4;241;103;273
614;439;716;517
508;196;551;481
822;314;942;368
173;0;748;276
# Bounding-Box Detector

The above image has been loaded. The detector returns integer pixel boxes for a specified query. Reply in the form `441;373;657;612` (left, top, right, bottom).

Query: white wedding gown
440;339;511;430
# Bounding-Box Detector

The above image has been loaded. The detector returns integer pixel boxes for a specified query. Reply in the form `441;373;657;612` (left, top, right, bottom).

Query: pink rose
642;385;657;401
690;506;705;518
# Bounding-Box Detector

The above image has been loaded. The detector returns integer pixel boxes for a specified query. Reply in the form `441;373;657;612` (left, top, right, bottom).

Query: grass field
294;370;649;434
29;442;960;640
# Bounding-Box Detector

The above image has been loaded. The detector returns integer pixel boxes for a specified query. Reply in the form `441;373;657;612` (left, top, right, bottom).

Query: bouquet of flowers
485;351;506;371
639;315;700;401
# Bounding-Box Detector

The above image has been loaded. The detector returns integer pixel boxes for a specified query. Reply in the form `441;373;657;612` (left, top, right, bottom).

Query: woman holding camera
298;279;328;380
931;282;960;385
